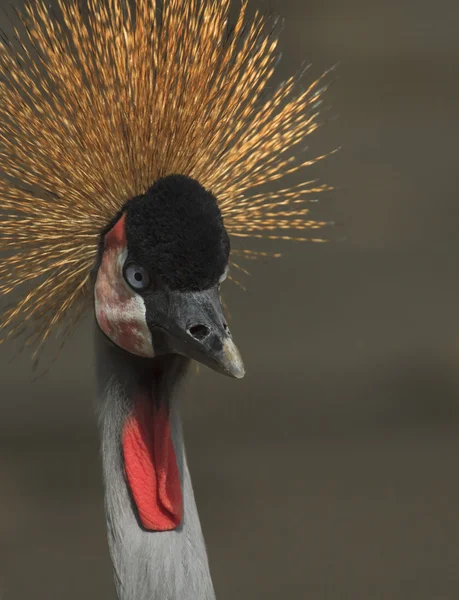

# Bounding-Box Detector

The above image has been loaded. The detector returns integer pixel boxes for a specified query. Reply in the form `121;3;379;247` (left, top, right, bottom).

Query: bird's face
94;175;244;378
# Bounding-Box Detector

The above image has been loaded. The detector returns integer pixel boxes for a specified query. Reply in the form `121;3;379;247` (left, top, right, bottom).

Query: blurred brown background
1;0;459;598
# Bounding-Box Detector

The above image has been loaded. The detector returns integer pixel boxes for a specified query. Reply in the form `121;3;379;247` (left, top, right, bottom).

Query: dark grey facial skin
144;283;244;380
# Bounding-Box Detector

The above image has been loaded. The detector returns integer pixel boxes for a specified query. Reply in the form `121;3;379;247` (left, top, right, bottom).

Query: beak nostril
188;324;210;342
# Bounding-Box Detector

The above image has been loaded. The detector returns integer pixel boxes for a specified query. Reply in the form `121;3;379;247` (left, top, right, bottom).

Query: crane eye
124;263;151;291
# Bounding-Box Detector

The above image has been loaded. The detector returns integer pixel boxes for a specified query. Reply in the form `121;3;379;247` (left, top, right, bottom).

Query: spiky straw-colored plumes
0;0;332;353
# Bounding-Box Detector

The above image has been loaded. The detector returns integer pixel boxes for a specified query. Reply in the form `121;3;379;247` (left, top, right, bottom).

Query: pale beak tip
234;366;246;379
223;339;245;379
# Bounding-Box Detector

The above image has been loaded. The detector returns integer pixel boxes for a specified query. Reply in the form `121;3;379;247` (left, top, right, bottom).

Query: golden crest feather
0;0;333;354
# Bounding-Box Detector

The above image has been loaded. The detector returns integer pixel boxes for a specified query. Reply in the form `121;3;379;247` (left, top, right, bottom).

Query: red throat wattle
122;395;183;531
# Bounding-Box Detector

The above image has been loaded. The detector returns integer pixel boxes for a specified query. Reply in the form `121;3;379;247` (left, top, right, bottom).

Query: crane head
94;175;245;379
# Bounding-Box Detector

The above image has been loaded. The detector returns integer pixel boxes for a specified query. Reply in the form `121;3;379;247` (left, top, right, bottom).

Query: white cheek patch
95;236;154;358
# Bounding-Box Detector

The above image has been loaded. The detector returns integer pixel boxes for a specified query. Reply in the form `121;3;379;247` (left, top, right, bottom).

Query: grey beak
145;287;245;379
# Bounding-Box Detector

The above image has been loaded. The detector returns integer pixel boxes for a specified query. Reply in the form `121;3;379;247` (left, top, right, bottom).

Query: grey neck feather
95;328;216;600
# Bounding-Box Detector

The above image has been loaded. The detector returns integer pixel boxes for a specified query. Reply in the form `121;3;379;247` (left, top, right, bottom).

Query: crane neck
95;328;216;600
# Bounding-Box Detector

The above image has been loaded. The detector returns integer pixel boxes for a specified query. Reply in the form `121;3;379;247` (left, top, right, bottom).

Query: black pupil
134;271;143;282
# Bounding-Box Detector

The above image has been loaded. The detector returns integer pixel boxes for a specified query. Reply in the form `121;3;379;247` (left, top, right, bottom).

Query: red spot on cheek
105;213;127;250
97;310;137;347
115;320;144;351
97;310;111;336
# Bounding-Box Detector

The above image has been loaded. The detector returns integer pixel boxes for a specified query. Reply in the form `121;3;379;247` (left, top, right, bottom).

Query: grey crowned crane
0;0;333;598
